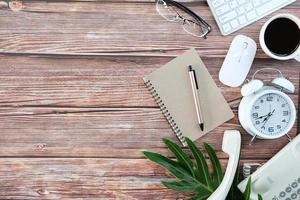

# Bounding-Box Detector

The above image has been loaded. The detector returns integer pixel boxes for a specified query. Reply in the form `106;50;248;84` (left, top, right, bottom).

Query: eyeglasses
156;0;212;38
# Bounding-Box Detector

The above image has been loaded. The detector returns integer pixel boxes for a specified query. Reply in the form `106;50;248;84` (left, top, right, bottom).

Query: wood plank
0;158;265;199
0;1;299;57
0;55;298;107
0;106;298;159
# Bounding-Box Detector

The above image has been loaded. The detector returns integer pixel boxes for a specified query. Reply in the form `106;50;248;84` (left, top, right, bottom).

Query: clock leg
249;135;257;145
285;134;292;141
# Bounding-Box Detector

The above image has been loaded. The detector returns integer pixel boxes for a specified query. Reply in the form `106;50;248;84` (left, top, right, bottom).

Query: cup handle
295;54;300;62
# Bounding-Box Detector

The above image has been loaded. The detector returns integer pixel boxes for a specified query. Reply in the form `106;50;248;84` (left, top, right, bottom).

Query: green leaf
142;151;191;181
258;194;263;200
142;151;178;168
188;192;211;200
204;143;223;184
142;151;213;193
211;178;219;190
243;177;252;200
186;137;213;189
162;180;200;192
162;138;196;178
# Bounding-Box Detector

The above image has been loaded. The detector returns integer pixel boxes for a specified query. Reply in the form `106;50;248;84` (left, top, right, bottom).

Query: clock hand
261;116;270;128
262;105;273;121
254;114;269;120
264;109;275;119
261;109;275;128
261;112;272;122
271;109;275;115
255;110;273;120
254;105;274;120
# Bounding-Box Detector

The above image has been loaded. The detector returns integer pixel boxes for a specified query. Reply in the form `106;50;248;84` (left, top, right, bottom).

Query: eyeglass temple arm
163;0;212;31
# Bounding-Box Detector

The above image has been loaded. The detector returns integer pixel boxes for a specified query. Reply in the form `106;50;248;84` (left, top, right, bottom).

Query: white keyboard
207;0;296;35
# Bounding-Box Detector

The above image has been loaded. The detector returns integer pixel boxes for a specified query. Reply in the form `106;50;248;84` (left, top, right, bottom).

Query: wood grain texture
0;54;298;159
0;158;265;200
0;55;298;107
0;1;299;57
0;106;297;159
0;0;299;199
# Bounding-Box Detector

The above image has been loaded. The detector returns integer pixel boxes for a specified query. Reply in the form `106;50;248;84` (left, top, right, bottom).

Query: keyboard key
256;0;287;16
238;0;247;5
245;3;253;11
292;182;298;188
212;0;225;7
237;7;246;15
291;193;297;199
279;191;286;197
219;11;237;23
253;0;261;7
230;19;239;29
238;15;247;24
222;23;232;33
286;187;292;193
246;11;257;21
215;4;230;16
229;1;238;8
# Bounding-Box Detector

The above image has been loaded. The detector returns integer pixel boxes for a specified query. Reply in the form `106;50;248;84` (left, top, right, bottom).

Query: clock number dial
251;93;291;136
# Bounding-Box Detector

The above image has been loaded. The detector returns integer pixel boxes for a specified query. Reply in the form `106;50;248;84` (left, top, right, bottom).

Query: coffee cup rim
259;14;300;60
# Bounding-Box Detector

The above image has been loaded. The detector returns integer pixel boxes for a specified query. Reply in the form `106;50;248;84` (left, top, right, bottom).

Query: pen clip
189;65;199;90
193;70;199;90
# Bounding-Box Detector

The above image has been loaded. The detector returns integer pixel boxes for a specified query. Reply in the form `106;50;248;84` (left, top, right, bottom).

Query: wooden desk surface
0;0;299;199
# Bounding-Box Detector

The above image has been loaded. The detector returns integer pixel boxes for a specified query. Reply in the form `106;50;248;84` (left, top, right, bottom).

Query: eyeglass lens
156;0;209;38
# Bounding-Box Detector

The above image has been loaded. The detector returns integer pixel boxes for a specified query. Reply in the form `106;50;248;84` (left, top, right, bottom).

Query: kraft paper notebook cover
143;49;234;146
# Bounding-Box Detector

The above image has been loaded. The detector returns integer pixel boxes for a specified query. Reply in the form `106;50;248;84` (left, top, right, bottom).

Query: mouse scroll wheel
243;42;248;49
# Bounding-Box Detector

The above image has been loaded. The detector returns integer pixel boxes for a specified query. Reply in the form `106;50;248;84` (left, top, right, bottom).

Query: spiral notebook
143;49;234;146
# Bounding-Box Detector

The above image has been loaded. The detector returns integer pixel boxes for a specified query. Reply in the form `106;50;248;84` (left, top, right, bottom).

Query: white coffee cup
260;14;300;62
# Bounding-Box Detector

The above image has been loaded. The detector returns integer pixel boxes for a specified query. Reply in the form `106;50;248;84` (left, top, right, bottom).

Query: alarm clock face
250;92;294;137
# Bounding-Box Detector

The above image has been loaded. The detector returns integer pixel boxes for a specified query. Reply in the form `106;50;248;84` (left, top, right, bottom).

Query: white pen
188;65;204;131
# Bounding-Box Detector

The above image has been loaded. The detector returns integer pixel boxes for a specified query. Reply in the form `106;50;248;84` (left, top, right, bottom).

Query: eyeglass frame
157;0;212;38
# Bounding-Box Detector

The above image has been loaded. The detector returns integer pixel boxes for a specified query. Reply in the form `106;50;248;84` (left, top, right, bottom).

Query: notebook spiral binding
145;80;187;146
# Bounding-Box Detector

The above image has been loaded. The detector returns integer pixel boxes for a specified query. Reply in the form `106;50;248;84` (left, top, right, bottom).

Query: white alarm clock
239;68;296;142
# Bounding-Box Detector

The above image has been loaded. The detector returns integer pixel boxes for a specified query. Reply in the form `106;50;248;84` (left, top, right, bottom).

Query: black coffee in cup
264;17;300;56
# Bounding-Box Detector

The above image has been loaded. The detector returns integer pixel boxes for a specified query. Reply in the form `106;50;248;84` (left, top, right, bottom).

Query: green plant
142;137;263;200
244;178;263;200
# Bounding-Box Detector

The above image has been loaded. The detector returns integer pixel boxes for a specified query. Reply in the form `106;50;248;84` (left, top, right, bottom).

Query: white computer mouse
219;35;257;87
